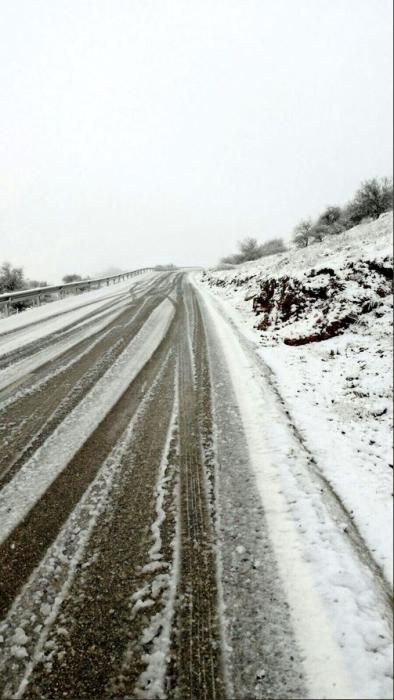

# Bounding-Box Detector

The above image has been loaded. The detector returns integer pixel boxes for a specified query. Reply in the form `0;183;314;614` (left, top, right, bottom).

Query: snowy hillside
197;211;393;586
205;211;392;344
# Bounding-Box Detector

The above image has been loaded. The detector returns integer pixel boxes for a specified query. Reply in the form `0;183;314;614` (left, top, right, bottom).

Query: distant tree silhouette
238;237;263;261
346;177;393;224
28;279;48;289
62;274;83;283
260;238;286;256
293;219;313;248
0;262;25;293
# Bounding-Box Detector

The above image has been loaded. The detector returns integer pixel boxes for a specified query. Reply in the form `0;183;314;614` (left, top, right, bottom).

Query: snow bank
196;212;393;586
194;263;393;698
205;212;392;345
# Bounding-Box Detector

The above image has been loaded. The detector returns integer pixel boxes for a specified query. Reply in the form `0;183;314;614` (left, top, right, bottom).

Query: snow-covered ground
197;212;393;589
194;213;393;697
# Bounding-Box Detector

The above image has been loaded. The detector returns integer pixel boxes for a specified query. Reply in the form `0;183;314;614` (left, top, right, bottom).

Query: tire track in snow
0;275;175;486
111;378;180;699
0;291;127;363
0;273;161;367
0;296;132;395
0;295;161;486
0;361;170;699
19;346;179;698
0;273;164;404
0;273;229;699
0;298;175;618
168;282;226;700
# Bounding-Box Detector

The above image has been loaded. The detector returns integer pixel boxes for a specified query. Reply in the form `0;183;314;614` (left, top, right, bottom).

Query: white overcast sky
0;0;392;282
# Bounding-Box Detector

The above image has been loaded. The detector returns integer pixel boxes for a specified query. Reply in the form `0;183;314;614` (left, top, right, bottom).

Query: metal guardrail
0;268;155;317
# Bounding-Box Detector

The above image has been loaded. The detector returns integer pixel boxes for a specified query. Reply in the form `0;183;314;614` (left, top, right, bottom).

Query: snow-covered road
0;271;392;699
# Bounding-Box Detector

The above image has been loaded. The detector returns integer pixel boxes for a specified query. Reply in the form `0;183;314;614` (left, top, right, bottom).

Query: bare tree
293;219;313;248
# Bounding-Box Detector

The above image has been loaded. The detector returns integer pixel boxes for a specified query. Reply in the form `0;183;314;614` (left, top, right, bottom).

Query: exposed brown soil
253;275;342;327
283;314;357;345
366;258;393;281
251;258;392;345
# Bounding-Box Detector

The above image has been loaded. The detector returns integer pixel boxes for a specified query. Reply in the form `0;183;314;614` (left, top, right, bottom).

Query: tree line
1;176;392;293
220;237;286;265
219;176;393;265
0;265;92;296
293;176;393;248
0;262;48;295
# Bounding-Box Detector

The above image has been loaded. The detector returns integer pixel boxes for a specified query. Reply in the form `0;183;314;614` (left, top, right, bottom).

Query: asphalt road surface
0;272;391;700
